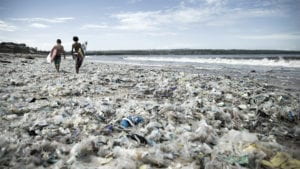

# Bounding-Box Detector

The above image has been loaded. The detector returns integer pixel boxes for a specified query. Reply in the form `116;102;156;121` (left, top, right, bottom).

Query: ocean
86;54;300;68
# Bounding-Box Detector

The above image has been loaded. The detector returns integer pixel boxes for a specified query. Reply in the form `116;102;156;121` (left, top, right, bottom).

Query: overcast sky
0;0;299;50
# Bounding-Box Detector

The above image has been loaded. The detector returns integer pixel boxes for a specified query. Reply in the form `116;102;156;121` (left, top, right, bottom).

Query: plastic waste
101;125;114;135
140;151;168;168
139;164;150;169
215;130;258;154
261;152;300;169
224;155;249;165
2;56;300;168
127;134;148;144
288;111;296;122
205;158;231;169
121;115;144;128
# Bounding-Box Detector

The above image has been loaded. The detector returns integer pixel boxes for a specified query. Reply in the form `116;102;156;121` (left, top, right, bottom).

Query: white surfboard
82;41;87;53
46;48;57;63
46;52;51;63
79;48;84;58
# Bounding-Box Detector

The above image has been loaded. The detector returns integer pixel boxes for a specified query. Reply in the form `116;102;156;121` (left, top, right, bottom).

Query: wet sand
0;54;299;169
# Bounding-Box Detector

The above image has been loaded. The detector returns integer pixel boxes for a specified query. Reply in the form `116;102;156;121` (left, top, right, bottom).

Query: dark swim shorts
54;55;61;65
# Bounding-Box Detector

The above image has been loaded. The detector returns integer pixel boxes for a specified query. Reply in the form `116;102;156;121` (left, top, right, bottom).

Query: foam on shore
124;56;300;68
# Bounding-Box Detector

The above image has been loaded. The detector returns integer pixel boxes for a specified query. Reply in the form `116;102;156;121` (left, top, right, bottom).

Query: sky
0;0;299;51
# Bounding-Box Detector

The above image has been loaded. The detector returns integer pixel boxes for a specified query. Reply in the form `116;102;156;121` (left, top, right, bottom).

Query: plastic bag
216;130;258;154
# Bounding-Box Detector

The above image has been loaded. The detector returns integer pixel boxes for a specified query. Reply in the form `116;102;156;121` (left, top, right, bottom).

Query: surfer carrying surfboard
51;39;65;72
71;36;85;74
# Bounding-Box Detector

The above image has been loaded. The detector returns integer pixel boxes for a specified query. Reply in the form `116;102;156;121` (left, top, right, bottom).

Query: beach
0;53;299;169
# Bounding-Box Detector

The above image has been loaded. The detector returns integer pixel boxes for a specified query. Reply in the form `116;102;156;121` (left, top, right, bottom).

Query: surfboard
81;42;87;58
46;48;57;63
51;48;57;60
46;52;51;63
79;48;84;58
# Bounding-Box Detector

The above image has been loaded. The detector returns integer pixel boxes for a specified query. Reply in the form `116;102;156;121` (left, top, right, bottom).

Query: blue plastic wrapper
120;119;130;128
120;115;144;128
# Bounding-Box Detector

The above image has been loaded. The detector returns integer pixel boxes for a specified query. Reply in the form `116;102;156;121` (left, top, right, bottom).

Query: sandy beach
0;54;299;169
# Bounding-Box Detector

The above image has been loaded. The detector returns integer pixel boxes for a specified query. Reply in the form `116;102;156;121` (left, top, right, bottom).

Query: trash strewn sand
0;55;299;169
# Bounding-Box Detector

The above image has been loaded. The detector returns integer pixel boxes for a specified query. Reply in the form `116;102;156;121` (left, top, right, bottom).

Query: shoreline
0;55;299;168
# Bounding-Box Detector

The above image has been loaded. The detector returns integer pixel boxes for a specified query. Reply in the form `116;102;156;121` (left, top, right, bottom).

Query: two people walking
50;36;86;74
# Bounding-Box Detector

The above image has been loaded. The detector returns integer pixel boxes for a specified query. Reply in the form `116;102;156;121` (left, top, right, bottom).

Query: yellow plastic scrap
243;143;273;157
139;164;150;169
243;144;258;152
261;152;300;169
99;157;113;165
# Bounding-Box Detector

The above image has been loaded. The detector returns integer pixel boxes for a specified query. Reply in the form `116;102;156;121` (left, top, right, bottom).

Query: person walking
71;36;85;74
51;39;65;72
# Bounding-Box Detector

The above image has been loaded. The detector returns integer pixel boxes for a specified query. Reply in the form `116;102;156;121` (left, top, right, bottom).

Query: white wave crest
123;56;300;68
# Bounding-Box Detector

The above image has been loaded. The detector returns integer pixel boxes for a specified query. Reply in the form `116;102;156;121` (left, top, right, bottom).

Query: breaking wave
123;56;300;68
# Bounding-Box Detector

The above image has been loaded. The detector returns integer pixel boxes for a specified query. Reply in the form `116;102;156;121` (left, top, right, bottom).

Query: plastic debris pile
0;57;299;169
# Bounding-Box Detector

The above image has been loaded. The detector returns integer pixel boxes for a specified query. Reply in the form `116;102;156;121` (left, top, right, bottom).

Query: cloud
80;24;108;30
113;11;161;31
0;20;16;31
180;0;226;7
146;32;177;36
30;23;49;28
112;8;216;31
237;33;300;40
128;0;142;4
11;17;74;23
112;3;280;31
